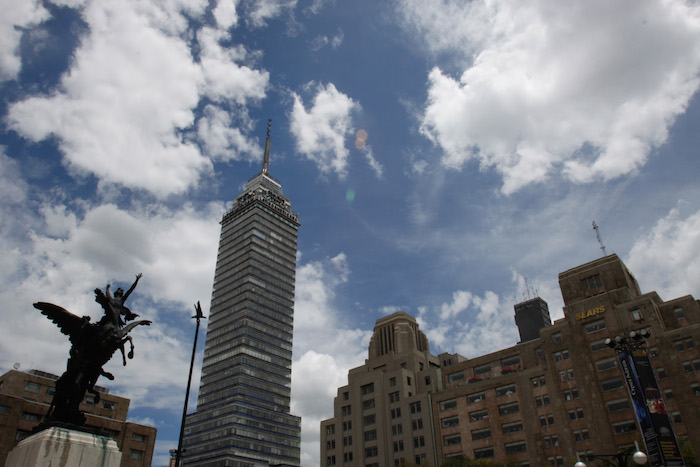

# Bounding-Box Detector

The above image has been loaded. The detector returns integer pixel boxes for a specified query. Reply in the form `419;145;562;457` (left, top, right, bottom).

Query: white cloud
197;104;261;161
247;0;298;28
291;252;371;467
7;0;268;198
627;205;700;301
310;29;344;51
213;0;240;29
362;146;384;179
0;0;49;81
398;0;700;194
0;200;221;409
289;82;359;179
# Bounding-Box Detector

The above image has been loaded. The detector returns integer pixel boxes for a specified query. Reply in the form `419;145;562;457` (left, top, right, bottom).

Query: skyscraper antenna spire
592;220;607;256
262;119;271;174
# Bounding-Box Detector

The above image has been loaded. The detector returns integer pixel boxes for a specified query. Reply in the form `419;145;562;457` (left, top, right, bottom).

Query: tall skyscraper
514;296;551;343
182;122;301;467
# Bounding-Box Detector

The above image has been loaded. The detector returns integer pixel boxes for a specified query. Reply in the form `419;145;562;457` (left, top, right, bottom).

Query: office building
0;369;156;466
182;124;301;466
514;296;551;343
321;254;700;466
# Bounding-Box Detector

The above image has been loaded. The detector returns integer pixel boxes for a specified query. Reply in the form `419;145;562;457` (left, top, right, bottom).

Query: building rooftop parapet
222;190;300;226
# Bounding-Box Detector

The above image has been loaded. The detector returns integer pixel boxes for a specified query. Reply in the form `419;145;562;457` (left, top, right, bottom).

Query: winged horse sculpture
33;274;151;426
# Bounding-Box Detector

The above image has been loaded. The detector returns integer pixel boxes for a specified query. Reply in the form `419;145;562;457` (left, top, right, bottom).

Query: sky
1;0;700;465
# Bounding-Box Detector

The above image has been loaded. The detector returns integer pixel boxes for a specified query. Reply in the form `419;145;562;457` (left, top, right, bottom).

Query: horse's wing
33;302;86;337
121;319;151;334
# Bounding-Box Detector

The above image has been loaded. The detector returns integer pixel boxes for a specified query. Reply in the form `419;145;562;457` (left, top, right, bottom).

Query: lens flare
346;188;356;203
355;129;368;150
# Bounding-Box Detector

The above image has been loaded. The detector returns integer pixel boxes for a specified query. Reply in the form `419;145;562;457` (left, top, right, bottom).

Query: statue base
6;426;122;467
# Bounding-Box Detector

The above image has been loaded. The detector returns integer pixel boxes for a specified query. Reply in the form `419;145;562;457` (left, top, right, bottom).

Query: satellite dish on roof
13;362;20;370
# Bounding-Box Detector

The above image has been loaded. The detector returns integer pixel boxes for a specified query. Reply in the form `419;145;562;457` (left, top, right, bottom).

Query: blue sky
2;1;700;465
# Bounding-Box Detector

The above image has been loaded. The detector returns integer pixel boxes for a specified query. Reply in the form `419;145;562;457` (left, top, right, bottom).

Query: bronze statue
33;274;151;426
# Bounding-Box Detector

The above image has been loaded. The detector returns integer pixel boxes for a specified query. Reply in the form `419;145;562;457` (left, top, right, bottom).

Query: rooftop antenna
592;221;607;256
524;277;533;300
262;119;271;174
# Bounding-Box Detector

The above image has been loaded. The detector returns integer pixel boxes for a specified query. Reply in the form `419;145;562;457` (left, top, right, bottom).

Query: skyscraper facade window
183;124;301;467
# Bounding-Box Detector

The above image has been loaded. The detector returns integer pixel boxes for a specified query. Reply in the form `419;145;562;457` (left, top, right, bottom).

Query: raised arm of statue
122;273;142;302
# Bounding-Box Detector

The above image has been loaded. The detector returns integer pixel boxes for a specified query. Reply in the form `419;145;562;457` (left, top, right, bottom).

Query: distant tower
514;297;551;343
182;121;301;466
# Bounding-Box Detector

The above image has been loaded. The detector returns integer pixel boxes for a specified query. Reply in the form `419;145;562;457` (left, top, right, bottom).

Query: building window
361;383;374;395
468;391;486;403
630;308;643;322
412;419;423;430
590;339;608;352
393;440;404;452
496;384;516;397
132;432;147;442
21;412;40;421
585;319;607;333
673;306;685;320
498;402;519;415
24;382;40;393
413;435;425;448
539;416;546;427
582;429;590;440
327;439;336;450
342;421;352;431
501;355;521;367
552;333;562;343
326;455;336;466
448;371;465;382
595;357;617;372
130;450;144;460
442;415;460;428
672;411;682;424
443;434;461;446
606;398;631;412
343;435;352;447
102;401;114;410
363;398;376;409
547;414;555;425
471;427;491;441
326;425;335;435
469;409;488;422
663;389;674;401
612;420;636;434
343;452;353;463
388;392;399;404
691;382;700;396
474;446;495;459
364;430;377;442
536;347;544;359
474;363;491;375
649;346;659;358
657;367;667;379
410;401;421;414
343;391;349;400
440;398;458;411
392;424;403;436
582;274;604;296
505;441;527;454
502;421;523;434
0;405;9;414
341;405;352;416
365;446;378;458
390;408;401;419
363;414;376;425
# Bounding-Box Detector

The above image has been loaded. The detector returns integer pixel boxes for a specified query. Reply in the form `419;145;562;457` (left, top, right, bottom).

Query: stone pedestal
6;426;122;467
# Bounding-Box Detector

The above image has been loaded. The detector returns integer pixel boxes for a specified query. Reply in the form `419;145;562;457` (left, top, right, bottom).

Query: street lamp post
574;442;648;467
174;301;206;467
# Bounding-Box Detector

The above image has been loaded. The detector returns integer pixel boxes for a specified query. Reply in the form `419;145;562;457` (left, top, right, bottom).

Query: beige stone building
320;254;700;466
0;369;157;466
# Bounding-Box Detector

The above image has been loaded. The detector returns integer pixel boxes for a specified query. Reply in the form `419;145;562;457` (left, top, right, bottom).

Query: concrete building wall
321;254;700;466
0;369;156;466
